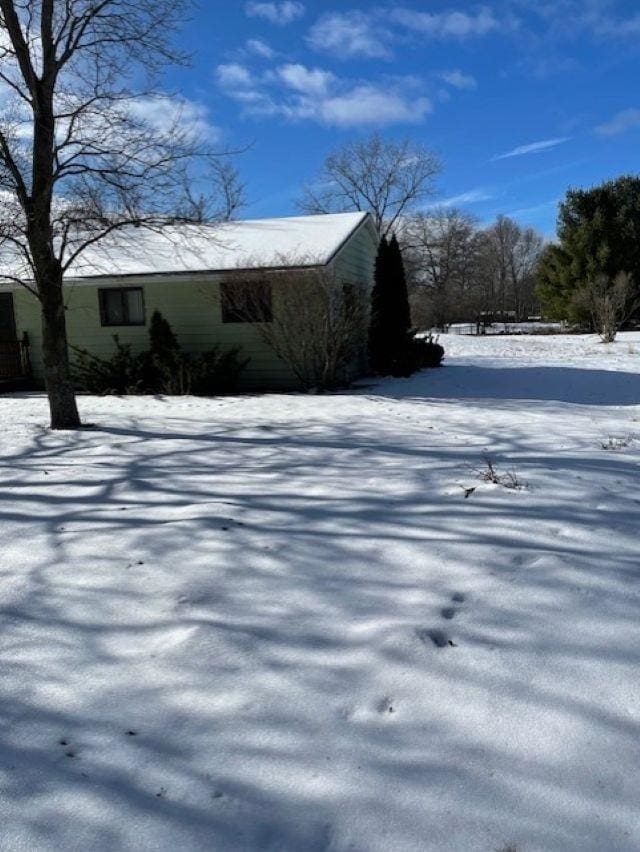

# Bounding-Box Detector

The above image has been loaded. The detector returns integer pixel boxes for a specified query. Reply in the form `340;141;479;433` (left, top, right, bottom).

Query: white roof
57;211;370;281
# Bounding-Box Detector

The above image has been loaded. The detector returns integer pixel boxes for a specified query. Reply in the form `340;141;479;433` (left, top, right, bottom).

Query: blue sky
165;1;640;236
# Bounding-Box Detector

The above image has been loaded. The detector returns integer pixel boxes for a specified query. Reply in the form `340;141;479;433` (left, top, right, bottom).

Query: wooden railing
0;333;31;380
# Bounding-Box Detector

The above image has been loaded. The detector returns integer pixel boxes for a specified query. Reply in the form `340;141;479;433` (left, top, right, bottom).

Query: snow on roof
57;211;370;281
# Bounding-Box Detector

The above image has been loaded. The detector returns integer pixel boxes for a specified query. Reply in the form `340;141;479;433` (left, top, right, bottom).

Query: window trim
98;287;146;327
220;280;273;324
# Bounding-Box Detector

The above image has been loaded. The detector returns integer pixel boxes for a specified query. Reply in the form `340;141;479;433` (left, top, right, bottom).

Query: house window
0;293;16;338
99;288;145;327
221;281;272;323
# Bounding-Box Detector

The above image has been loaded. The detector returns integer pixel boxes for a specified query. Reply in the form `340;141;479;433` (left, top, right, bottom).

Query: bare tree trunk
0;0;205;430
39;273;80;429
31;136;81;425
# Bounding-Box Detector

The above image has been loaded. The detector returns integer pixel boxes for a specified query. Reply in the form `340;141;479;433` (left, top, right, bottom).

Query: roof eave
0;260;332;289
0;211;375;288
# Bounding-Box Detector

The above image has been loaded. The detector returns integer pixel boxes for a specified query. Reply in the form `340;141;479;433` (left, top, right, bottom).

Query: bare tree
573;272;636;343
402;208;479;329
177;157;245;223
401;211;545;330
223;264;369;391
475;216;543;323
0;0;231;428
299;133;440;237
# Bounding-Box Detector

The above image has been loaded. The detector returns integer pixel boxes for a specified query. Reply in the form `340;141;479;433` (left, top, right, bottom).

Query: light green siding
331;217;379;378
331;217;378;286
14;277;297;389
11;216;378;391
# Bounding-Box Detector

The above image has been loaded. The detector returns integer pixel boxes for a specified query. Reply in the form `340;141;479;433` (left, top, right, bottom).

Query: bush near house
411;334;445;369
72;311;248;395
226;265;370;392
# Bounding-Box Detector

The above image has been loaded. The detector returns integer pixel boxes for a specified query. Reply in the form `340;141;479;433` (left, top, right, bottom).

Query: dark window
99;288;145;327
0;293;16;336
221;281;272;323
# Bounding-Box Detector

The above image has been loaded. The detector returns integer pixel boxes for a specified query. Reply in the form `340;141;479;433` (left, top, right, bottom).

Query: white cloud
589;11;640;38
319;87;431;127
276;63;335;97
215;63;254;89
438;188;494;207
245;38;275;59
307;12;391;59
517;2;640;41
245;1;304;25
492;137;569;160
216;59;432;128
128;96;219;142
391;7;500;38
253;84;432;128
505;199;559;218
439;70;477;90
7;92;220;152
595;108;640;137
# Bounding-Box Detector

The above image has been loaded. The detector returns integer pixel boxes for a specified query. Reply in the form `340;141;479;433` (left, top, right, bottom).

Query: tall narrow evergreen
368;235;390;374
387;233;412;347
368;234;413;375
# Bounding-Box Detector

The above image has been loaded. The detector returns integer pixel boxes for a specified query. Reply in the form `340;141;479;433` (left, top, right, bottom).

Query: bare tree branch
208;261;368;391
403;211;545;330
0;0;242;428
298;133;440;238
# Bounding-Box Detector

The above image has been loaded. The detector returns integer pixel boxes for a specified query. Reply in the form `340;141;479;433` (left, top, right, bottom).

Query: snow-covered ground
2;332;640;851
447;321;564;335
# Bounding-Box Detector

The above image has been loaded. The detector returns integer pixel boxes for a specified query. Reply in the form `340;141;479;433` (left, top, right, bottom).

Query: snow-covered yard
2;332;640;851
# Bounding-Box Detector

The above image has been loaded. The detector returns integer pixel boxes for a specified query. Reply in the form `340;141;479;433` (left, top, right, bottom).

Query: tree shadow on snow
0;399;639;850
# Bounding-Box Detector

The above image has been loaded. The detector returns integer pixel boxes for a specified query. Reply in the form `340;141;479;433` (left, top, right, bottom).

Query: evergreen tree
368;235;389;374
149;310;180;356
144;310;182;391
387;233;412;347
368;234;413;375
536;175;640;323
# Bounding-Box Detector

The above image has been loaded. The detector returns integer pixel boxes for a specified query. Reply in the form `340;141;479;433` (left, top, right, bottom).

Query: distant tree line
402;210;544;330
304;136;640;341
300;134;545;331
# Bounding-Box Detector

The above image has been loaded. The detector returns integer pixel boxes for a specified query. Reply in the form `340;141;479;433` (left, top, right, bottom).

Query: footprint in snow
441;592;467;621
417;628;457;648
511;554;540;569
377;696;396;715
57;739;76;757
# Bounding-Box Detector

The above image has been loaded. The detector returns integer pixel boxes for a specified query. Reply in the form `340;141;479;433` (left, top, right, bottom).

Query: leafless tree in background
404;212;544;329
299;133;441;237
403;208;480;329
0;0;236;428
477;215;543;322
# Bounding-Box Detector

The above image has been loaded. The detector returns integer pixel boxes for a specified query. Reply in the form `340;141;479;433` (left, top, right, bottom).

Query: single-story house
0;211;378;389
